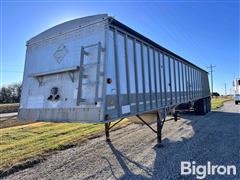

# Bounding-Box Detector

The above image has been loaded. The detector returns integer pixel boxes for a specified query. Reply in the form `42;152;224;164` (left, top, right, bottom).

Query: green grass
211;97;232;109
0;120;130;172
0;103;19;114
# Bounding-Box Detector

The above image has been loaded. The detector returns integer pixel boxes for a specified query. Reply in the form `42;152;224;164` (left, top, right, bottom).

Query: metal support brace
67;72;74;82
136;110;166;147
105;111;168;147
36;77;43;86
136;115;157;133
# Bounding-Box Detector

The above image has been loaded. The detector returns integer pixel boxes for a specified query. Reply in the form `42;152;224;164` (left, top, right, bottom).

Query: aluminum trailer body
233;78;240;104
19;14;211;124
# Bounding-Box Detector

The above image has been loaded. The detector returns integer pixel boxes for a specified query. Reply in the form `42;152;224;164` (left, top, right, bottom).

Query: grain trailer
19;14;211;145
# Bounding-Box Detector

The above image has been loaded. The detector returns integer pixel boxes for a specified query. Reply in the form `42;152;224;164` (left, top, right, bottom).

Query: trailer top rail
108;17;207;74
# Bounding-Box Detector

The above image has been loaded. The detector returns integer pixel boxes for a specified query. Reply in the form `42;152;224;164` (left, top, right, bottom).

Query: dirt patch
0;115;32;128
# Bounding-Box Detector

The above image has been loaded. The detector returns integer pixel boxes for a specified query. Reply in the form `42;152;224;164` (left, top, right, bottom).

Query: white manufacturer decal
121;105;130;114
54;44;68;64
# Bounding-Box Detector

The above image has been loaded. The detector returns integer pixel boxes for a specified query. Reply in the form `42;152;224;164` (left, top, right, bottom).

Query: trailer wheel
206;97;211;113
209;97;212;112
203;98;207;114
194;98;207;115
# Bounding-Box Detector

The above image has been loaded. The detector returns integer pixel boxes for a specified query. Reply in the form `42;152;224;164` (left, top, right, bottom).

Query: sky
0;0;239;95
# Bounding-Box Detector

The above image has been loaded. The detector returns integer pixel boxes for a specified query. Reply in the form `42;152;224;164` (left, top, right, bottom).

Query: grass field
211;96;232;109
0;119;130;175
0;97;233;175
0;103;19;114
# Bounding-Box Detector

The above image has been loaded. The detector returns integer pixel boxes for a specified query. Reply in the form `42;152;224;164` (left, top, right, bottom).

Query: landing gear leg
104;118;125;142
157;112;162;145
105;122;111;142
156;110;166;148
173;112;178;122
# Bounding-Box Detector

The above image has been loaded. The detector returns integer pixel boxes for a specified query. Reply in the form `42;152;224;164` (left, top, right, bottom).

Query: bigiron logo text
181;161;237;179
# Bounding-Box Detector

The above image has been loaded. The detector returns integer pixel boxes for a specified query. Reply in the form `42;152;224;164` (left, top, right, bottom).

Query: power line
224;83;227;96
207;64;216;97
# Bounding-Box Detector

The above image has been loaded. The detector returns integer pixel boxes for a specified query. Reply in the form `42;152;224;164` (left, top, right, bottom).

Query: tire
206;97;211;113
194;100;201;115
209;97;212;112
203;98;207;114
205;98;209;113
194;98;207;115
235;101;239;105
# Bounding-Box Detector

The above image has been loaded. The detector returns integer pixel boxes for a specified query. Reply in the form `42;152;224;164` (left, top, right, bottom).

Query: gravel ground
5;101;240;179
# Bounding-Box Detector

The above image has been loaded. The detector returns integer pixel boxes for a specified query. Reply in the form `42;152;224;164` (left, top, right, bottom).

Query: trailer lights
106;78;112;84
47;95;53;100
55;94;60;100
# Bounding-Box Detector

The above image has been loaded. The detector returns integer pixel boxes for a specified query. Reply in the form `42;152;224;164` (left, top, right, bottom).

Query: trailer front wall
105;26;210;120
19;20;107;122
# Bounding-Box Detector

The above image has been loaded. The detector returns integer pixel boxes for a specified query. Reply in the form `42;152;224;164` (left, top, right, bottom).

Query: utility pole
224;83;227;96
207;64;216;97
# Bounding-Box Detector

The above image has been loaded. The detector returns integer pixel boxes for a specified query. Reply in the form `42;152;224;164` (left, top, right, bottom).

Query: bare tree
0;83;22;103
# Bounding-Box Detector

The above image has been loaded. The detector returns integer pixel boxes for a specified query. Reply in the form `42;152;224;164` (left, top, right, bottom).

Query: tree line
0;83;22;103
